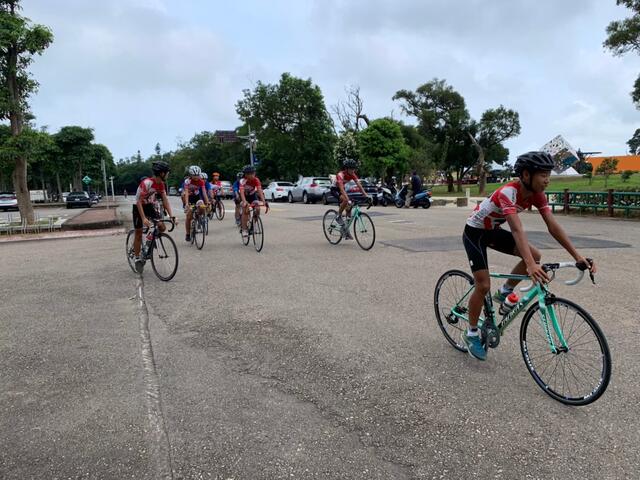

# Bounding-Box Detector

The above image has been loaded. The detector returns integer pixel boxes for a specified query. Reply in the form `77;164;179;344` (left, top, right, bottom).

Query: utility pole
109;176;115;202
238;126;258;166
101;158;109;208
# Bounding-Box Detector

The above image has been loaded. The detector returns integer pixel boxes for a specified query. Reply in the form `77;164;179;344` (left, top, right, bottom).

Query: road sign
82;176;92;184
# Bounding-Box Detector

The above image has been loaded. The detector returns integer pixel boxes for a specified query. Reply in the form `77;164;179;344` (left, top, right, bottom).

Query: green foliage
333;130;359;168
236;73;336;180
476;106;520;165
596;157;619;187
627;128;640;154
604;1;640;108
358;118;409;180
621;169;637;182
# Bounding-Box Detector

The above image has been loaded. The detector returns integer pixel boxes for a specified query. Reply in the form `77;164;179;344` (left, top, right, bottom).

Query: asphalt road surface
2;200;638;479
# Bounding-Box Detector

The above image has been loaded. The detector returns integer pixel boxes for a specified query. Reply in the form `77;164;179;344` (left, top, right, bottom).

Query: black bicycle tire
125;229;137;273
204;215;209;235
215;200;225;221
322;209;343;245
252;215;264;252
190;218;196;245
242;212;251;245
434;269;474;353
195;217;205;250
150;232;179;281
520;296;611;406
353;212;376;251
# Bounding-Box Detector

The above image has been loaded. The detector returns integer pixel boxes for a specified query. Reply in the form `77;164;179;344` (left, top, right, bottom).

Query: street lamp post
238;126;257;166
109;176;115;202
101;158;109;208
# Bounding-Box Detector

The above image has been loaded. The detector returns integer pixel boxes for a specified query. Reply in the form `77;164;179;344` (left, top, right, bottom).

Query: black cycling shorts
132;204;160;229
462;224;517;272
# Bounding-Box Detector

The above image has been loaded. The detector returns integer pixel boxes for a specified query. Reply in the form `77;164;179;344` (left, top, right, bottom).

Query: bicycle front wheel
204;215;209;236
215;200;225;220
151;232;179;281
322;209;343;245
434;270;474;352
520;297;611;406
194;217;205;250
252;215;264;252
353;212;375;250
125;229;137;273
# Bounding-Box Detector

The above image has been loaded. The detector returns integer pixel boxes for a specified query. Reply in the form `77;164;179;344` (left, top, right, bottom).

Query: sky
24;0;640;163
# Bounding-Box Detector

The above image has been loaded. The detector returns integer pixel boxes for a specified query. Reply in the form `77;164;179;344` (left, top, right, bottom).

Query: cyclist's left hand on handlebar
170;216;177;226
576;256;596;274
264;201;270;213
143;218;151;228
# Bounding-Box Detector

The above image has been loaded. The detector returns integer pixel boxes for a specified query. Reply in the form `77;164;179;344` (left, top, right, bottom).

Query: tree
595;157;619;187
627;128;640;154
333;130;359;168
584;171;593;186
468;106;521;195
604;1;640;108
331;85;370;133
0;0;53;222
236;73;335;180
621;169;636;182
53;126;95;190
358;118;409;181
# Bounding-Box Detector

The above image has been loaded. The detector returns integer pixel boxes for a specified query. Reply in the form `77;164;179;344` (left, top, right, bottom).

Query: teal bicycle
322;199;376;250
434;260;611;405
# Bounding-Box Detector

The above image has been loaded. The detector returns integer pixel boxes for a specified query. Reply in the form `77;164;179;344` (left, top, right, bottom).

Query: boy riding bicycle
181;165;210;242
132;161;176;272
239;165;269;237
462;151;596;360
330;159;370;240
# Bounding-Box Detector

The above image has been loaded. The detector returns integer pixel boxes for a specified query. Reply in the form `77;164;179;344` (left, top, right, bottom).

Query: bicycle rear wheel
353;212;375;250
322;209;343;245
252;215;264;252
150;232;179;281
125;229;137;273
520;297;611;406
215;200;225;220
434;270;475;352
194;216;205;250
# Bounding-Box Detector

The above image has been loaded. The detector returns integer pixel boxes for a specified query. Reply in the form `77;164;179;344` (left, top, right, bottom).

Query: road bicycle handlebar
520;258;595;292
348;197;373;209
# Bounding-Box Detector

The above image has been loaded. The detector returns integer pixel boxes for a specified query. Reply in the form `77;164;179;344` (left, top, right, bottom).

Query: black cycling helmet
152;161;170;175
514;151;555;176
242;164;256;174
343;158;358;169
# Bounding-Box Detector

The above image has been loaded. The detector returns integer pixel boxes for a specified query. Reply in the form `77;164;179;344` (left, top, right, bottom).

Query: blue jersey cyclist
232;172;243;225
461;151;596;361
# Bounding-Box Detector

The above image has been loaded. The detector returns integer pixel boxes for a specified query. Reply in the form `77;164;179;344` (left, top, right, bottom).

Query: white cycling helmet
201;172;208;180
188;165;202;176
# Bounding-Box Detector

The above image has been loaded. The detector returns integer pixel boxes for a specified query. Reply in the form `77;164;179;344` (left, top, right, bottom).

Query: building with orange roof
587;155;640;172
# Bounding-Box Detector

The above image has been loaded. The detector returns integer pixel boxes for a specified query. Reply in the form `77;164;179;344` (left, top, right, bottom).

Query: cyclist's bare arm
540;210;596;273
257;189;269;212
201;187;210;206
355;180;368;197
160;191;176;224
505;213;548;283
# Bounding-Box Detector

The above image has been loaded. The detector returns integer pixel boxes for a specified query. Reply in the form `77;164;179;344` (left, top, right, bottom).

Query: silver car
288;177;332;204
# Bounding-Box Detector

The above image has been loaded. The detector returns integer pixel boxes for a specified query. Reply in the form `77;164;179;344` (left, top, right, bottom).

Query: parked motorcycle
394;185;432;209
376;184;397;207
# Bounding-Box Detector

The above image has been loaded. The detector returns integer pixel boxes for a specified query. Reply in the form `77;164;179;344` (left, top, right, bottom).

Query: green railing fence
545;190;640;217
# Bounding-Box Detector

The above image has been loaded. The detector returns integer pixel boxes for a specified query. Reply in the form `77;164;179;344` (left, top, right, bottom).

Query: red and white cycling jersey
210;180;222;193
135;177;165;205
335;170;359;187
183;177;206;198
467;180;551;230
240;177;262;196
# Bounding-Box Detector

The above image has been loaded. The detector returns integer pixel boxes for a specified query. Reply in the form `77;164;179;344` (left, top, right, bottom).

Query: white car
264;181;295;202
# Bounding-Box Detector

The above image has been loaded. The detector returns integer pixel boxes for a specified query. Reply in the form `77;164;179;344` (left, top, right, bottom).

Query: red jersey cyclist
239;165;269;237
181;165;210;242
132;161;176;272
330;158;371;239
461;151;596;361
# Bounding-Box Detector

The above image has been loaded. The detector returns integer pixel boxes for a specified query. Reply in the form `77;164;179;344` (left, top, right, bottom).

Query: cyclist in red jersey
181;165;210;242
330;159;370;240
132;161;176;272
461;151;596;360
239;164;269;237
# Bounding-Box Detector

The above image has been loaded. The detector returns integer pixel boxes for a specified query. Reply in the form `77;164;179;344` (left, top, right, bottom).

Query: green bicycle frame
450;272;569;354
344;204;364;231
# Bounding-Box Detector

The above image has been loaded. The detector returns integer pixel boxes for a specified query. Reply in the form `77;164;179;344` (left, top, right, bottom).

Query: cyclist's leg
462;225;492;330
185;206;193;238
132;205;144;255
489;229;540;291
241;199;251;231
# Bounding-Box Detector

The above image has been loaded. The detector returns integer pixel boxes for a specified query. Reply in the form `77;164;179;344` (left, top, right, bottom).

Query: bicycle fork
537;294;569;354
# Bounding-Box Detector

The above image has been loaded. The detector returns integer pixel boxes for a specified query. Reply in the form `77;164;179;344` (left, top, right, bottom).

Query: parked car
289;177;332;204
66;191;92;209
321;179;378;205
0;192;18;211
62;192;70;202
220;181;233;199
89;192;100;204
169;187;179;196
264;181;295;202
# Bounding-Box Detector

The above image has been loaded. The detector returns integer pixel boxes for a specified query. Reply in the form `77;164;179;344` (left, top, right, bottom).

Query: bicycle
189;204;206;249
239;202;265;252
433;260;611;405
212;196;225;221
322;198;376;251
126;218;178;281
